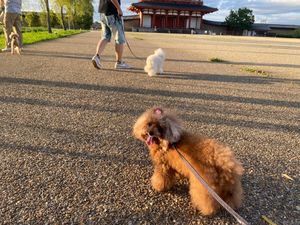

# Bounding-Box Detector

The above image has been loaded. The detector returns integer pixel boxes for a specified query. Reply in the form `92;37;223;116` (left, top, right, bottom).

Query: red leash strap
174;145;249;225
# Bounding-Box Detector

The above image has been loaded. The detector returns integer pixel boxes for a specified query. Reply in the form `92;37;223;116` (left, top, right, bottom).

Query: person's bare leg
115;43;123;62
3;12;14;49
114;43;130;69
92;38;109;69
96;38;109;56
14;14;22;47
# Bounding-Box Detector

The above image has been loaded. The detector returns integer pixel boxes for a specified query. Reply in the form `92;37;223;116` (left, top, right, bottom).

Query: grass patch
210;57;226;63
22;27;49;33
0;29;87;49
242;67;271;77
0;26;48;35
128;33;145;41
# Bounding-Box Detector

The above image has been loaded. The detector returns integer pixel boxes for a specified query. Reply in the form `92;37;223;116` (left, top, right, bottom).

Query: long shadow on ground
1;77;299;109
23;50;300;69
0;76;299;134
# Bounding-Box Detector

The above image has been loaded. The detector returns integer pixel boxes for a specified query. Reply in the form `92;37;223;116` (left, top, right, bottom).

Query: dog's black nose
149;131;154;136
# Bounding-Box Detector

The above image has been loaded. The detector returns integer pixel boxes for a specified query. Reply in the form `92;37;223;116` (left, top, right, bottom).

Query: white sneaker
115;61;131;69
1;47;11;52
92;55;102;69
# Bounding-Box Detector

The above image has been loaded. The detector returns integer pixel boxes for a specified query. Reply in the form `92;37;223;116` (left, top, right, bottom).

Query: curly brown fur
133;107;244;216
9;32;21;55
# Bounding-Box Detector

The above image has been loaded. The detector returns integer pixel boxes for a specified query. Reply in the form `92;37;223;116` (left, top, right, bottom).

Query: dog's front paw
151;172;173;192
151;173;167;192
148;71;156;77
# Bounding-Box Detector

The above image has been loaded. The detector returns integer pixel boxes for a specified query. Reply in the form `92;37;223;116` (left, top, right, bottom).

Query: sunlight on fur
133;107;244;215
144;48;166;76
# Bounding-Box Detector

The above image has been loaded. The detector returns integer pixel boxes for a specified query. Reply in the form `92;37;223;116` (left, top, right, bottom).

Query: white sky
22;0;300;25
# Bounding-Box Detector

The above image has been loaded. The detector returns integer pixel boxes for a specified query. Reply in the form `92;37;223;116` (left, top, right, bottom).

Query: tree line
225;8;300;37
24;0;94;33
225;8;255;35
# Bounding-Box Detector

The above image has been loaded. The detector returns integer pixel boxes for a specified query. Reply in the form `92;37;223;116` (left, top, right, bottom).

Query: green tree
40;0;52;33
294;28;300;38
64;0;75;29
50;10;60;27
40;10;60;28
52;0;70;30
25;12;41;27
73;0;93;29
45;0;93;30
225;8;255;34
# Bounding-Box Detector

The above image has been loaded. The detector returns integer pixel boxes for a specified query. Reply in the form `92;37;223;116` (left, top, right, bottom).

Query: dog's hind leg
16;39;21;55
151;164;176;192
159;66;163;74
189;176;219;215
148;70;156;76
212;145;244;208
15;47;20;55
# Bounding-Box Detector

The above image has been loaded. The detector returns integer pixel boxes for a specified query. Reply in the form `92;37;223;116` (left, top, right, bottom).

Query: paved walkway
0;31;299;224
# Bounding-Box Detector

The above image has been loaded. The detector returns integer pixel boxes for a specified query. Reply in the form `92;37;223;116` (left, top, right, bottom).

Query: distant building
128;0;217;33
201;20;227;35
123;15;300;37
250;23;300;37
123;15;140;31
91;21;101;30
126;1;299;36
202;20;300;36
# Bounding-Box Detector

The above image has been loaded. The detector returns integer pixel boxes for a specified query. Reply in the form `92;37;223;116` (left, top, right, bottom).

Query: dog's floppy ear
9;33;19;39
159;110;182;144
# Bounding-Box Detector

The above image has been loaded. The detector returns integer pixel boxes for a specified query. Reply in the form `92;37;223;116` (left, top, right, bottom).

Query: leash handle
174;145;249;225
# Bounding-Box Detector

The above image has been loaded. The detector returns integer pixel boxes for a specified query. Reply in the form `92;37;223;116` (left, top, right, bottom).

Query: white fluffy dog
144;48;166;76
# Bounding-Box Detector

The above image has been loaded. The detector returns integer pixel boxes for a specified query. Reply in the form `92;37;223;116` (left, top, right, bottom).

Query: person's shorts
100;14;125;45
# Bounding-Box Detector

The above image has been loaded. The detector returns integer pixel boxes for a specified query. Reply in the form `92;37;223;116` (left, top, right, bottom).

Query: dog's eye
157;125;164;134
147;122;152;127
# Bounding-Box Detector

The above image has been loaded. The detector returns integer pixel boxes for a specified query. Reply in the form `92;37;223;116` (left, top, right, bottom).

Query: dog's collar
171;142;177;149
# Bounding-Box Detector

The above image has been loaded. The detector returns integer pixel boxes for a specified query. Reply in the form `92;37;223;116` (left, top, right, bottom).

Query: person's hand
117;8;123;17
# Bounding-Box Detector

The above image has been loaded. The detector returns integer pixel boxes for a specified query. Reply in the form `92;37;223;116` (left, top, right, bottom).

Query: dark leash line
172;144;250;225
119;16;142;60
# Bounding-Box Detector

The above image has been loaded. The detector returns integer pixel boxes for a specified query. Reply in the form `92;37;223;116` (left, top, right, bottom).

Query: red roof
130;1;218;13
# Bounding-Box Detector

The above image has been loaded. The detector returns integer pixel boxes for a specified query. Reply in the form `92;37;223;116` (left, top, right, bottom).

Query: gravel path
0;32;299;225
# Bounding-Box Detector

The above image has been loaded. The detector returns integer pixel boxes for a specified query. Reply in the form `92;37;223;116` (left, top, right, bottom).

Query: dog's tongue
146;136;154;145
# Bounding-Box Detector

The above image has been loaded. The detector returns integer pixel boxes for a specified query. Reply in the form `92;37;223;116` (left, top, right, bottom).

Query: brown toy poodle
133;107;244;215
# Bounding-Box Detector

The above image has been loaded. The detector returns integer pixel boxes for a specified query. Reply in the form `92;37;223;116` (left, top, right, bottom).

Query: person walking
1;0;23;52
0;1;4;24
92;0;130;69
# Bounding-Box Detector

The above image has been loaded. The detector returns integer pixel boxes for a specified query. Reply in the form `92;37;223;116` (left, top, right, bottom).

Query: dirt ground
0;32;299;225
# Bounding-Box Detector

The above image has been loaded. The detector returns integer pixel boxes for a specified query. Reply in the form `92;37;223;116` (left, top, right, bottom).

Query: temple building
128;0;218;32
